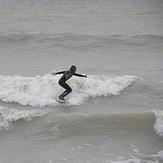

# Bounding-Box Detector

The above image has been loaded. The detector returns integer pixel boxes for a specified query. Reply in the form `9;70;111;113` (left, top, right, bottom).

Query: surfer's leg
58;81;72;100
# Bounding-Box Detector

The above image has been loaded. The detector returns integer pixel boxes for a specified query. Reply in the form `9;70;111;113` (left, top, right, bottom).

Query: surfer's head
70;65;76;72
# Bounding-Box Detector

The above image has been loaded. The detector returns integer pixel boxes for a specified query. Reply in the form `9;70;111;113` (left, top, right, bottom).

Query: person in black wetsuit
52;65;87;101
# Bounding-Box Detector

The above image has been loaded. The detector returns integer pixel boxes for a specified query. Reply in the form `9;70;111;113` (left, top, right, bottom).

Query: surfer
52;65;87;102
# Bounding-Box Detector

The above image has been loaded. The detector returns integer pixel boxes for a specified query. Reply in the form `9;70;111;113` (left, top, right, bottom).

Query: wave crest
154;110;163;137
0;106;47;129
0;74;137;106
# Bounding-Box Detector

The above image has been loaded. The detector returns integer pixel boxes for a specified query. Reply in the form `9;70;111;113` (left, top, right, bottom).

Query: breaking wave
0;106;47;130
0;106;162;141
154;110;163;137
0;74;136;106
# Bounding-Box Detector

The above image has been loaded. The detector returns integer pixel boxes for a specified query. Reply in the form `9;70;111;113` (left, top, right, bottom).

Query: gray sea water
0;0;163;162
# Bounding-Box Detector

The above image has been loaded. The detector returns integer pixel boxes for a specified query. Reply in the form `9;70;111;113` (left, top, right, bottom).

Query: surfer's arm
74;73;87;78
52;71;65;76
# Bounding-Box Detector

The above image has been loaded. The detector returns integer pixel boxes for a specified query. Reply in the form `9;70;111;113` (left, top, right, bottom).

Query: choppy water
0;0;163;163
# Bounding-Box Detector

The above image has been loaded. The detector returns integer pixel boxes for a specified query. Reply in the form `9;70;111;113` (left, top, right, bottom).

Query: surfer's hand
52;72;56;76
85;75;87;78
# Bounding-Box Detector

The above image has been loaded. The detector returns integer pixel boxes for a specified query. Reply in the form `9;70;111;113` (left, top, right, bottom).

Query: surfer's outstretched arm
74;73;87;78
52;71;65;76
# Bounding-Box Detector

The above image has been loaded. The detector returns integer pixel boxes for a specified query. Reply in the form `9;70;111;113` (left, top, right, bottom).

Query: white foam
0;106;47;129
153;110;163;137
0;74;137;106
66;75;136;105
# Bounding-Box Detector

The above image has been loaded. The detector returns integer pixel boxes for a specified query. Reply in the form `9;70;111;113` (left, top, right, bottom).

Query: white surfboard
56;99;68;104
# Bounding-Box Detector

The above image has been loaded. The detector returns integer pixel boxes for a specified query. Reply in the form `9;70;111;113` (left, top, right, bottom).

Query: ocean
0;0;163;162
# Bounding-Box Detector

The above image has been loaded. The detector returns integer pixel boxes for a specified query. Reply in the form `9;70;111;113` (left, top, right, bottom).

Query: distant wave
0;74;136;106
1;33;162;50
0;33;37;43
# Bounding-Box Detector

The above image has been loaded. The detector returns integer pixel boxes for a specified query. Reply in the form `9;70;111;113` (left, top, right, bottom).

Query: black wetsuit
56;70;85;99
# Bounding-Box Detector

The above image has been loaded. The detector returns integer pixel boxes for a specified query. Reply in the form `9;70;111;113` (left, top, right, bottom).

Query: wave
0;107;162;139
0;74;136;106
154;110;163;137
0;33;37;43
0;106;47;130
38;110;163;139
1;33;162;50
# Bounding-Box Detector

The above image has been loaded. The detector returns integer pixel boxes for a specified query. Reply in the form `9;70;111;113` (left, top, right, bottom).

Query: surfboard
56;99;68;104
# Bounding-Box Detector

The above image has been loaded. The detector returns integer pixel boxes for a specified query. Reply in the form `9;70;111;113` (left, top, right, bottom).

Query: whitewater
0;74;136;106
0;0;163;163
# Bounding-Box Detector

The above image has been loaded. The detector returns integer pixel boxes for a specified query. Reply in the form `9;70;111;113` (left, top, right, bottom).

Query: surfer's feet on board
58;97;66;102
